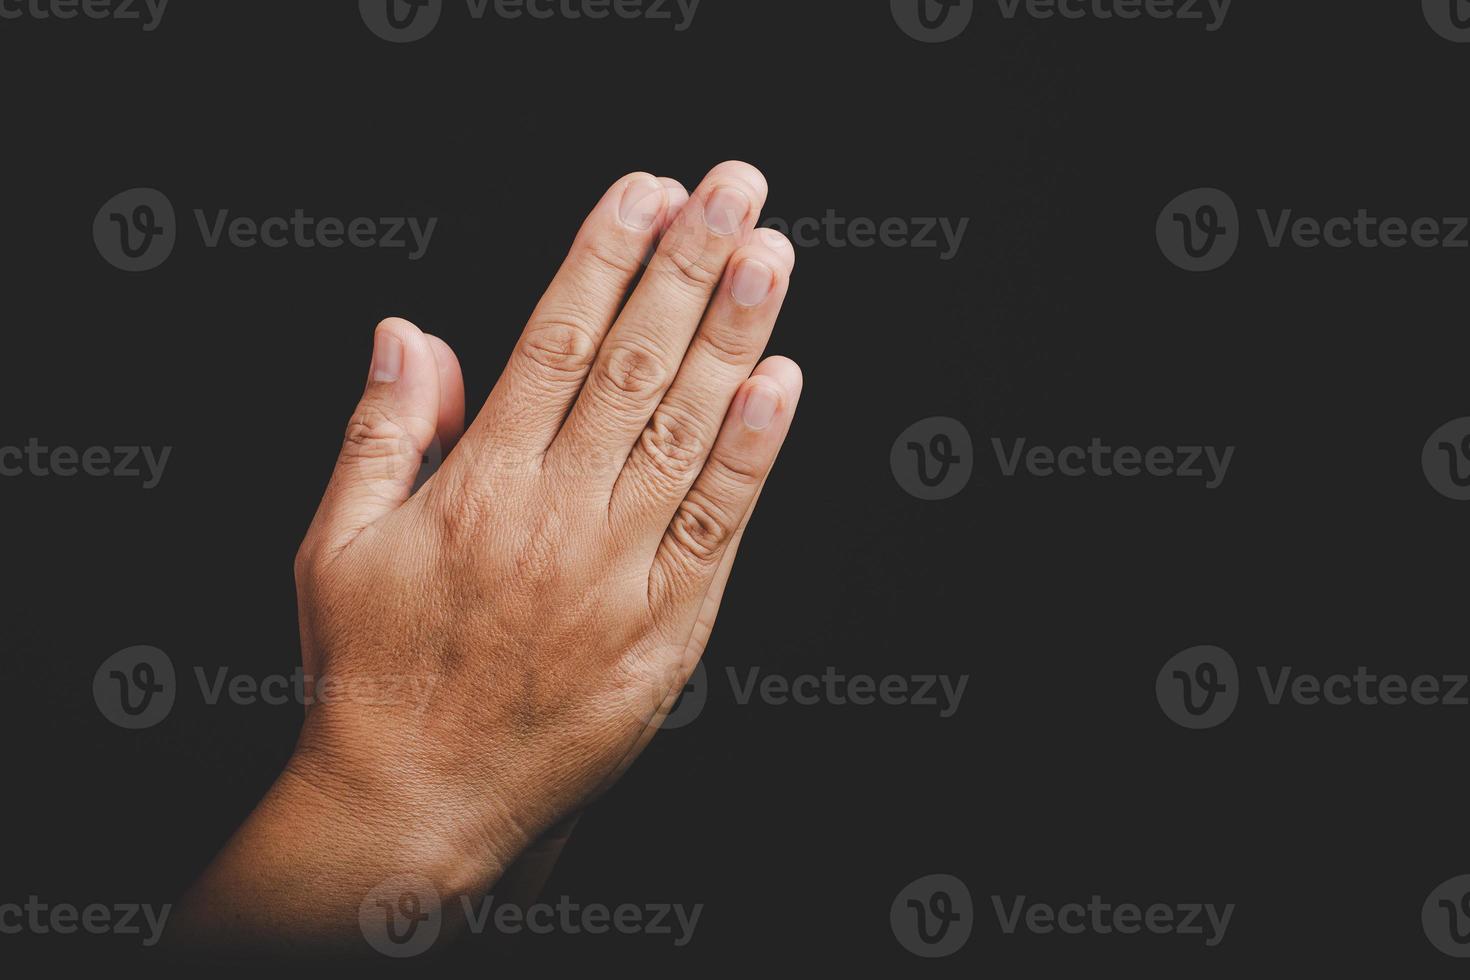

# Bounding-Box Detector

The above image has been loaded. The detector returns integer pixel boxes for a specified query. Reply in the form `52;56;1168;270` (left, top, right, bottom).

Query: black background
2;0;1468;973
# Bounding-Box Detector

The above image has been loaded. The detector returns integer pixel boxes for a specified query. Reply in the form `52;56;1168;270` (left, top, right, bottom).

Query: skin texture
169;162;801;955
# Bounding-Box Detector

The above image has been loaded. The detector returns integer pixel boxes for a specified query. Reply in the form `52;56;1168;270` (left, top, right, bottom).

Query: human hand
172;161;801;953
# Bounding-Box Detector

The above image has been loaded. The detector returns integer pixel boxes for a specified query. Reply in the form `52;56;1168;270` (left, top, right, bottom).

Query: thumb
310;317;442;561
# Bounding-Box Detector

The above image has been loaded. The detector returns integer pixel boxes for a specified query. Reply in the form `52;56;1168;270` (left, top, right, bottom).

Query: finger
492;814;582;908
686;479;765;656
466;172;674;457
552;161;770;479
656;177;691;236
753;226;796;268
681;348;794;652
649;356;802;614
308;318;442;562
627;412;778;758
612;232;795;536
425;334;466;450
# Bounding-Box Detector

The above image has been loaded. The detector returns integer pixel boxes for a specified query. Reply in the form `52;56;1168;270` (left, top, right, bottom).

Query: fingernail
704;187;750;236
731;259;774;307
619;178;665;231
759;228;790;252
742;383;780;430
371;330;402;383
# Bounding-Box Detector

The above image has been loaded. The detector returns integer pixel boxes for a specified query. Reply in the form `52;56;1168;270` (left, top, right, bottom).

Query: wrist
278;738;525;903
170;740;528;956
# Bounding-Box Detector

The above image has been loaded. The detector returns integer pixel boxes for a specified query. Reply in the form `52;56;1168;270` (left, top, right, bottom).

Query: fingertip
728;247;785;308
736;357;803;434
424;334;467;444
366;317;438;420
659;177;690;204
752;355;803;397
705;160;768;202
424;332;459;375
658;177;691;233
755;228;796;272
376;316;424;341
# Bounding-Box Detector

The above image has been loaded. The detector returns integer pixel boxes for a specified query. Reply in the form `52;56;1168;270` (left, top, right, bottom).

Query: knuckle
658;232;726;292
433;475;495;547
638;406;707;485
694;324;755;367
519;318;599;377
708;449;767;488
669;493;733;564
510;508;564;586
596;339;668;399
340;403;412;465
578;233;646;280
293;538;319;585
427;448;544;550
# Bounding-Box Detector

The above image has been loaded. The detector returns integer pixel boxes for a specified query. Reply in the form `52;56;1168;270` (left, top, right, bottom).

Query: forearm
167;752;515;956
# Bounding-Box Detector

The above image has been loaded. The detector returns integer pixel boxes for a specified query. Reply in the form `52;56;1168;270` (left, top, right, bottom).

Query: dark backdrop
2;0;1467;973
